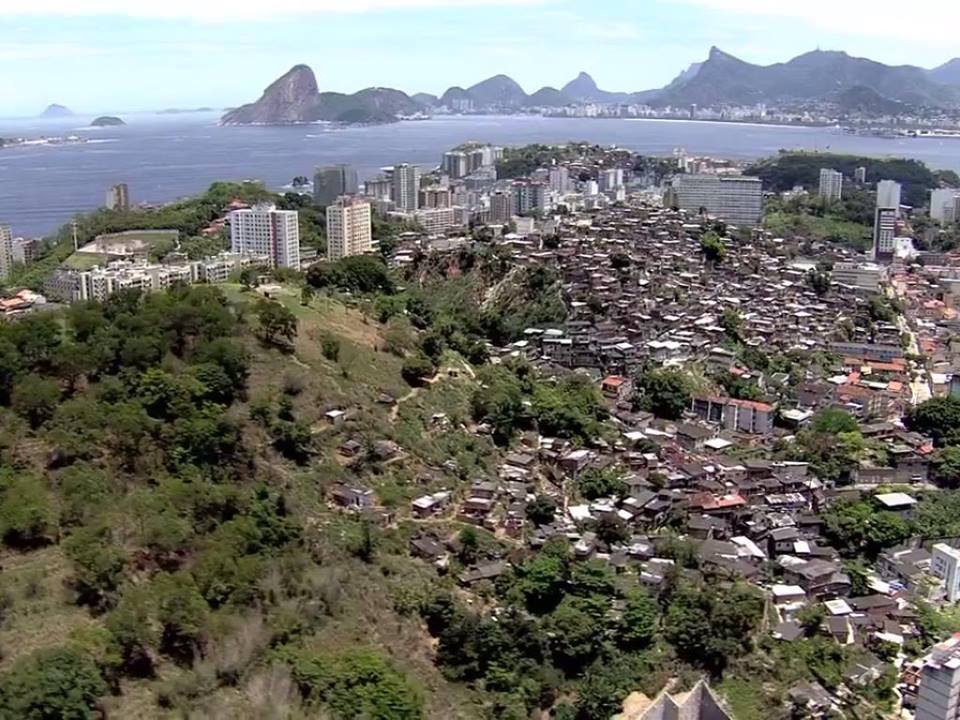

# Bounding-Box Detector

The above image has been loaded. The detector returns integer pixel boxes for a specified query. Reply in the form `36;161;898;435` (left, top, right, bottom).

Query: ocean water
3;112;960;237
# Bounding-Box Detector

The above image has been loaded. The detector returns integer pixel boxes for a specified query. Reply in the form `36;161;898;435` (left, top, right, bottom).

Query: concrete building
490;191;513;224
549;166;570;194
916;635;960;720
414;207;459;235
392;163;421;212
855;166;867;184
364;176;393;202
229;204;301;268
874;206;897;263
105;183;130;211
420;186;452;209
326;196;373;261
877;180;902;216
0;225;12;282
512;180;549;216
932;544;960;603
313;164;359;206
818;168;844;201
932;189;960;223
831;262;885;291
599;168;625;192
671;174;763;226
11;237;40;265
443;151;469;179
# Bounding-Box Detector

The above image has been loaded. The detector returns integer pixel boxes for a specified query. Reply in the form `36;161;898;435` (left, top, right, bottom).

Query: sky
2;0;960;116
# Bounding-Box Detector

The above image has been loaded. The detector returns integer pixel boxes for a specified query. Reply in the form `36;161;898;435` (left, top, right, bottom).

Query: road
889;279;932;406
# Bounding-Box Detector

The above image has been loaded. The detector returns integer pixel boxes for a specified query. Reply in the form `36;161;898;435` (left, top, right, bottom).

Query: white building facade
229;204;301;269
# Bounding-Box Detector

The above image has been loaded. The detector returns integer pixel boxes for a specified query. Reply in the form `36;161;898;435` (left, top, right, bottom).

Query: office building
671;174;764;226
420;186;452;209
877;180;902;216
873;206;897;263
414;207;459;235
932;544;960;603
916;635;960;720
443;151;469;179
229;204;301;269
599;168;625;192
818;169;844;201
313;164;358;206
855;166;867;184
0;225;12;282
392;163;421;212
549;166;570;194
512;180;549;216
831;262;885;291
326;196;373;261
105;183;130;211
932;189;960;223
490;191;513;224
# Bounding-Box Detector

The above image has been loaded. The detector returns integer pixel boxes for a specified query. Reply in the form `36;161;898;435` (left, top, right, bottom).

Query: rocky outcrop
40;104;73;118
91;115;125;127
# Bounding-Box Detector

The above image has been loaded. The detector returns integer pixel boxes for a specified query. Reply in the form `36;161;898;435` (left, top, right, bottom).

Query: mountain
221;65;422;125
655;47;960;109
560;72;631;103
91;115;125;127
466;74;528;108
526;87;571;107
412;92;439;107
439;86;472;107
40;103;73;118
929;58;960;87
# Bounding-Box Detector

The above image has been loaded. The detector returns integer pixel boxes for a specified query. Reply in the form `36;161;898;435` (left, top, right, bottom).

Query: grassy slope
0;285;489;719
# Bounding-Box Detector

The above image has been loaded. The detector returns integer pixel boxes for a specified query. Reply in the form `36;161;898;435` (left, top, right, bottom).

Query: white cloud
669;0;960;48
0;0;549;20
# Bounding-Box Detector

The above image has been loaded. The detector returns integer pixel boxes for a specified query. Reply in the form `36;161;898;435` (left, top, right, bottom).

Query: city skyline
2;0;960;116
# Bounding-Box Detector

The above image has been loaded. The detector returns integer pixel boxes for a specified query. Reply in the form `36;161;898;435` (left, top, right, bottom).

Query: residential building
931;189;960;223
326;196;373;261
692;396;776;435
313;164;359;206
932;544;960;603
916;635;960;720
414;207;459;235
443;151;469;179
599;168;625;192
392;163;421;212
0;225;12;281
874;206;897;263
364;175;393;202
855;166;867;184
11;237;40;265
877;180;902;216
229;203;301;268
105;183;130;211
671;174;764;226
818;168;844;201
512;180;549;216
832;262;885;291
420;186;452;209
613;679;733;720
490;191;513;224
549;166;569;194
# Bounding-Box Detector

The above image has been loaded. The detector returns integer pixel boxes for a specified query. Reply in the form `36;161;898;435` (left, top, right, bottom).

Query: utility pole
72;221;79;251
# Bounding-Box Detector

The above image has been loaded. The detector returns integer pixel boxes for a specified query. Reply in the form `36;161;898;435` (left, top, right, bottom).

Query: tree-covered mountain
929;58;960;87
465;74;529;108
653;47;960;108
560;72;631;104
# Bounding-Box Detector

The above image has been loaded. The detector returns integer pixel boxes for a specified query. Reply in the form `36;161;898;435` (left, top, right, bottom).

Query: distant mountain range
222;48;960;125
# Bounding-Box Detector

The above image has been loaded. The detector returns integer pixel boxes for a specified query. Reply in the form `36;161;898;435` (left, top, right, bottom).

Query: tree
0;475;56;548
797;604;825;637
457;527;480;566
632;367;691;420
719;308;743;340
700;231;726;263
544;598;603;675
0;646;106;720
152;573;209;661
811;407;859;435
401;353;435;386
256;301;298;347
595;516;630;546
907;396;960;446
320;332;340;362
807;269;831;296
517;553;568;614
526;495;557;526
10;374;60;428
619;590;658;649
934;446;960;488
63;524;126;607
578;468;627;501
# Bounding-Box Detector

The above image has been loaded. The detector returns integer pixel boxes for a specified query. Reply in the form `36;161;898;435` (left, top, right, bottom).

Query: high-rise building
855;166;868;184
512;180;549;216
326;196;373;261
549;166;569;194
420;186;452;209
443;152;469;179
931;189;960;223
932;544;960;603
916;635;960;720
671;175;764;226
818;169;844;201
0;225;13;282
873;206;898;263
414;207;458;235
599;168;625;192
877;180;902;216
105;183;130;211
229;204;301;268
314;165;359;206
489;191;513;224
364;176;393;202
392;163;421;212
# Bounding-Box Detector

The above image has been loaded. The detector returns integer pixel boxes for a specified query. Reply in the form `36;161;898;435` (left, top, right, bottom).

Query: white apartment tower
932;544;960;603
932;189;960;223
105;183;130;211
818;169;844;201
0;225;13;282
671;174;764;226
877;180;902;216
326;197;374;261
229;204;301;269
916;635;960;720
392;163;421;212
549;166;570;194
599;168;625;192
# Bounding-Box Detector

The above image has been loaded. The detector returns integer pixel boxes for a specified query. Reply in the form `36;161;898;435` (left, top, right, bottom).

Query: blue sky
1;0;958;116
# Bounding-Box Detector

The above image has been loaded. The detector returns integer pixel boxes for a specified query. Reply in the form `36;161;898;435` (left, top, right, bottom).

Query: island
90;115;125;127
39;103;73;118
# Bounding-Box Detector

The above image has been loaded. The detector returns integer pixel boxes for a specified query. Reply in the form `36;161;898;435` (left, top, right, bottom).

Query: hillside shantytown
5;142;960;720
